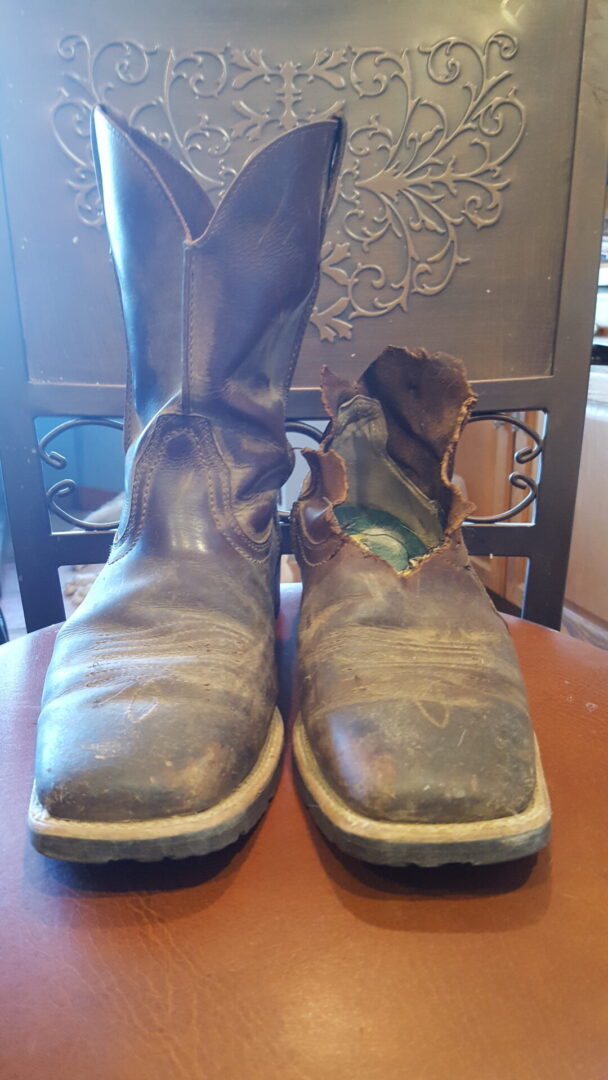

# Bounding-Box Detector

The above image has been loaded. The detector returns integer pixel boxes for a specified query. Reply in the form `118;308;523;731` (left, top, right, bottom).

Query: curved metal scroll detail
464;412;544;524
53;31;526;342
39;417;123;530
39;416;323;531
38;412;543;531
283;421;325;444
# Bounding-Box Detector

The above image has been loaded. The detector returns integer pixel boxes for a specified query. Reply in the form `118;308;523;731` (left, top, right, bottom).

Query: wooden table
1;584;607;1080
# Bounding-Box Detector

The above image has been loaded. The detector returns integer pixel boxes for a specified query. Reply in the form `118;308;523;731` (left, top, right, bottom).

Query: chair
0;0;607;632
1;10;607;1071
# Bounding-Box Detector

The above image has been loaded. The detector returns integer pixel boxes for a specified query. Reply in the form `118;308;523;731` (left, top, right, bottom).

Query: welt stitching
110;423;193;562
293;524;335;568
203;460;260;567
116;440;155;543
199;423;272;560
292;508;342;566
109;452;156;563
205;430;266;557
201;424;266;553
296;500;339;549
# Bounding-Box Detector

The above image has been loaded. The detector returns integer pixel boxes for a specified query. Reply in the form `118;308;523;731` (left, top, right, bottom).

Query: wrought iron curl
284;421;325;444
37;412;541;531
39;417;323;531
464;411;544;524
39;417;123;530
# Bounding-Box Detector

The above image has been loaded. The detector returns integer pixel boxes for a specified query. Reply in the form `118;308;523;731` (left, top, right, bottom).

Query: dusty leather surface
35;414;280;822
34;108;344;824
293;348;537;824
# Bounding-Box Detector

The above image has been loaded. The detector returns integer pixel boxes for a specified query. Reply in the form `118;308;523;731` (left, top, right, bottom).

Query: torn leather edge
293;349;478;578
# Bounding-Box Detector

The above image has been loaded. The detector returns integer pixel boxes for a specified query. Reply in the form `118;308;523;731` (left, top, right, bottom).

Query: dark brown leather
33;108;343;827
36;415;281;822
292;349;538;825
1;591;608;1080
361;345;475;509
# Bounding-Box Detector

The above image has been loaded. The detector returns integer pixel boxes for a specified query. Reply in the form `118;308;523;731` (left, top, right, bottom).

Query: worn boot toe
35;690;265;825
307;695;536;826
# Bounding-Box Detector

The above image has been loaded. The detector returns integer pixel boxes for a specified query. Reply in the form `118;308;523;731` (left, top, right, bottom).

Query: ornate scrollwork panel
53;32;526;344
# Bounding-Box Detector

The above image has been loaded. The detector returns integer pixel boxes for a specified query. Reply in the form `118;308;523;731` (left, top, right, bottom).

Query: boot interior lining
334;505;429;572
330;397;445;572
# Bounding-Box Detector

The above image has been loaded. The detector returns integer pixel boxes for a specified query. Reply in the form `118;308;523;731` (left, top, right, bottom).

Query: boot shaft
92;107;343;463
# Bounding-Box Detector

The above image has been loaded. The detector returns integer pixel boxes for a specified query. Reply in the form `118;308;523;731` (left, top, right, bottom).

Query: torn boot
29;106;343;862
292;346;551;866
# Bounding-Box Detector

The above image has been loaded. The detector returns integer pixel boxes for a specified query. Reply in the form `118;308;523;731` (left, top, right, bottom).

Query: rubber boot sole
29;710;284;863
293;717;551;867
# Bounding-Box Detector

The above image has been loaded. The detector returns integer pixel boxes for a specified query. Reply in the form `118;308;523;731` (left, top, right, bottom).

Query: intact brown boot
29;107;343;862
291;347;551;866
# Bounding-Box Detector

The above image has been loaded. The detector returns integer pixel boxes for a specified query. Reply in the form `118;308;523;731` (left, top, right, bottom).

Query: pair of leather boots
29;108;551;867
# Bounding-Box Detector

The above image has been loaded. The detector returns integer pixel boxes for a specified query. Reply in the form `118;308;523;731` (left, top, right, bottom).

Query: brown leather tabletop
1;583;607;1080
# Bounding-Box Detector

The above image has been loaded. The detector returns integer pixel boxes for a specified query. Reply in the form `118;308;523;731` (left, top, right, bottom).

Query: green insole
334;505;430;572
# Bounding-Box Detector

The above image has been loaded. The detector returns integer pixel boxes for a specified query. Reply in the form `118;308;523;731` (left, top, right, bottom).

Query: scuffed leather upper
36;414;279;821
292;348;537;825
35;108;344;823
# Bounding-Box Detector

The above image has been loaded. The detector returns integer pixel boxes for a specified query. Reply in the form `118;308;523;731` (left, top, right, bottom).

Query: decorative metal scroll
464;412;544;524
284;422;325;444
38;416;326;531
52;31;526;343
38;412;543;531
39;417;123;530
